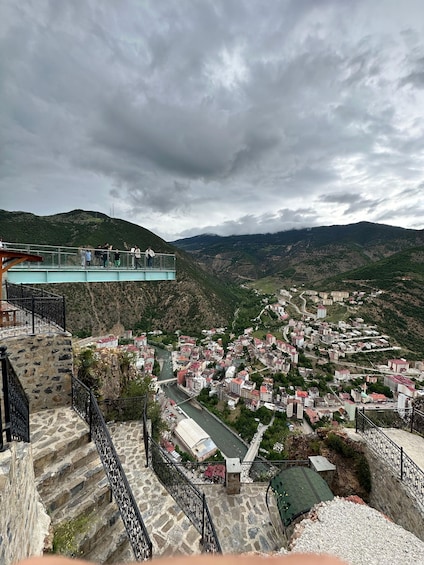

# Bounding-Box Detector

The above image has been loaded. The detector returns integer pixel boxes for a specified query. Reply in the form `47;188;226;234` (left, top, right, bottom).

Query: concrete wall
0;442;50;565
3;333;73;412
366;446;424;542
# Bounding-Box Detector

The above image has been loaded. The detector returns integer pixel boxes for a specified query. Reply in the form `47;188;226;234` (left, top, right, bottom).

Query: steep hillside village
80;284;424;463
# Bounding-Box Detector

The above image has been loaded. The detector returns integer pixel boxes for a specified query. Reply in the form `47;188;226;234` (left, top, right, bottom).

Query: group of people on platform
130;245;155;268
80;244;155;269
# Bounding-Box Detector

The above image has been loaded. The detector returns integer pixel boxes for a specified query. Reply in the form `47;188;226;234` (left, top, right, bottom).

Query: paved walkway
382;428;424;470
108;421;202;557
345;427;424;471
109;421;284;555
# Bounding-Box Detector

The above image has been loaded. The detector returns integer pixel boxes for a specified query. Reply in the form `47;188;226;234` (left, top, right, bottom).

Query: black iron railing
71;377;152;560
148;437;221;553
356;409;424;510
98;396;146;423
0;346;30;451
4;241;176;273
360;406;424;436
5;282;66;332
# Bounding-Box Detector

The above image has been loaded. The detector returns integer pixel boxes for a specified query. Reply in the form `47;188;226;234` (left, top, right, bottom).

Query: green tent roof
270;466;334;527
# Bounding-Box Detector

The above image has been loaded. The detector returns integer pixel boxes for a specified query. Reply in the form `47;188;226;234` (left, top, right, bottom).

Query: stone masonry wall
0;442;50;565
366;445;424;542
3;333;73;412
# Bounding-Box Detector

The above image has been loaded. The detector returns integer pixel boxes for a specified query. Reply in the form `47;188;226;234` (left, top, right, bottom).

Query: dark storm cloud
1;0;424;239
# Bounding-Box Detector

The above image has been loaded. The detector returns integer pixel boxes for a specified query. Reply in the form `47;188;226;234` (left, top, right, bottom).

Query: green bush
52;514;92;556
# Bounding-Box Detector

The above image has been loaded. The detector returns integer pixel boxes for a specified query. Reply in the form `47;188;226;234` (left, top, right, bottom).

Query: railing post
400;446;404;481
201;493;206;545
0;346;12;445
88;392;93;443
62;296;66;331
31;296;35;334
410;406;414;434
0;402;4;452
355;408;358;433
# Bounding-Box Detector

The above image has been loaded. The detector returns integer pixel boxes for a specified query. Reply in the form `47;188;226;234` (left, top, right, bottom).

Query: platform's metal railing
3;242;176;272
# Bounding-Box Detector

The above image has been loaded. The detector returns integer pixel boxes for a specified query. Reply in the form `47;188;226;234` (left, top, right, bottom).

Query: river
155;347;248;460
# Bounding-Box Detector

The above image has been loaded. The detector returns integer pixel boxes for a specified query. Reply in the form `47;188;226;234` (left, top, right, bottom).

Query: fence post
410;406;414;434
355;408;358;433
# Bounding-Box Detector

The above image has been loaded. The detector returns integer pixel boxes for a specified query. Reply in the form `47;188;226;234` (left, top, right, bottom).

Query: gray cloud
1;0;424;240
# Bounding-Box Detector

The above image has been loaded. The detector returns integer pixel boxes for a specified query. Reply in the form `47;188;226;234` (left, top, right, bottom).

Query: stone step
52;476;111;525
36;441;100;498
104;537;134;565
43;458;107;520
31;409;90;478
75;500;129;563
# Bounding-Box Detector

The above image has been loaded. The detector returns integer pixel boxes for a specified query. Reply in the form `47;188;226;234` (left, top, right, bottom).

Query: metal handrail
0;346;30;451
71;377;152;560
6;282;66;331
360;406;424;436
148;437;221;553
356;409;424;510
3;241;176;272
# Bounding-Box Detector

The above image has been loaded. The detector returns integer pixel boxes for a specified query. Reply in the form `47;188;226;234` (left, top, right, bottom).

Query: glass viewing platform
2;242;176;285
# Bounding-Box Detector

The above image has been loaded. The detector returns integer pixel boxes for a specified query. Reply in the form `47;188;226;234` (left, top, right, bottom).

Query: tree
76;348;99;391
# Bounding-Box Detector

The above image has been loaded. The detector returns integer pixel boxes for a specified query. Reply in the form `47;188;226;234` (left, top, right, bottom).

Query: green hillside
1;209;240;335
318;247;424;355
173;222;424;284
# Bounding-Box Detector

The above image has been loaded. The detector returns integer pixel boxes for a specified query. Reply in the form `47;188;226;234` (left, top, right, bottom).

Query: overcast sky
1;0;424;242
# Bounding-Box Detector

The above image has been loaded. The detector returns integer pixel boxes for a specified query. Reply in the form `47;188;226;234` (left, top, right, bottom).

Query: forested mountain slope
173;222;424;284
1;209;239;335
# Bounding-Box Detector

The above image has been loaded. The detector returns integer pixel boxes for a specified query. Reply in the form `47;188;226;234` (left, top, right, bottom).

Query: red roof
204;464;226;480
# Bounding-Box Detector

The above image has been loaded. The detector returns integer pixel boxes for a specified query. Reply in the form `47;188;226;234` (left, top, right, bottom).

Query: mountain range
2;210;423;356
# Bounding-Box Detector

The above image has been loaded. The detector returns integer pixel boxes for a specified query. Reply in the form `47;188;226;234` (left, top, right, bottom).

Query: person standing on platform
134;245;142;269
85;249;92;267
145;246;155;268
114;249;121;267
102;243;109;267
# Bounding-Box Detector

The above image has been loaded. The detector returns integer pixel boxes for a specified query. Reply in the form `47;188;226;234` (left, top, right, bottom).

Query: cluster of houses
81;284;424;456
172;325;424;427
79;331;156;375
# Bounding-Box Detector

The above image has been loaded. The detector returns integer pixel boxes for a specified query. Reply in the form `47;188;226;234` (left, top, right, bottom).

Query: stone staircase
30;408;133;563
29;407;203;562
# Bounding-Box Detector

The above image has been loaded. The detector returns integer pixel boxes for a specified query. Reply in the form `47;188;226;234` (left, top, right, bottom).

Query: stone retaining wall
0;443;50;565
366;445;424;542
3;333;73;412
